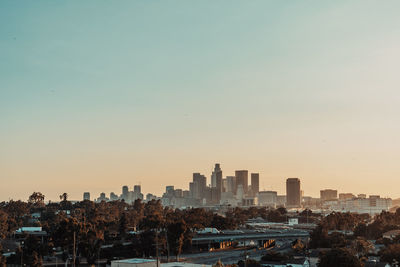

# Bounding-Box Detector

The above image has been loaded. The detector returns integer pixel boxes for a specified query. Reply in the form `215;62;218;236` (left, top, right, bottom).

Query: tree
318;248;362;267
28;192;45;207
118;212;128;238
261;251;289;262
59;193;68;202
351;237;373;257
213;259;224;267
166;219;187;261
238;259;260;267
0;244;6;267
380;244;400;264
353;223;368;238
0;254;5;267
80;229;103;267
29;251;43;267
0;210;8;238
292;239;305;252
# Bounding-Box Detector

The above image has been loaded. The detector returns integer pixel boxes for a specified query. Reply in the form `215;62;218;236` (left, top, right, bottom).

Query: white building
322;195;391;215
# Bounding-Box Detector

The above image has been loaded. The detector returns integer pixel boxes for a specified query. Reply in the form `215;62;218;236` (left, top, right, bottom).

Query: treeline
0;192;296;266
309;209;400;265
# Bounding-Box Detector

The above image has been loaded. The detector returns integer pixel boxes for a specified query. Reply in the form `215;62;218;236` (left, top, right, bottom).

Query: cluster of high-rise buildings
157;164;262;208
84;184;143;204
84;163;392;215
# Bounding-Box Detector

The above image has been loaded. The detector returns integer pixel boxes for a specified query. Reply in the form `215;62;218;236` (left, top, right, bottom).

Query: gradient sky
1;1;400;201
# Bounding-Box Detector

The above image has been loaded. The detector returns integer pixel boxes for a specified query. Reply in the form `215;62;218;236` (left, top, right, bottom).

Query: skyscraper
211;163;223;202
226;176;236;193
83;192;90;201
122;185;129;200
192;173;207;199
166;186;175;195
134;185;141;194
235;170;248;194
251;173;259;196
286;178;301;208
211;164;222;189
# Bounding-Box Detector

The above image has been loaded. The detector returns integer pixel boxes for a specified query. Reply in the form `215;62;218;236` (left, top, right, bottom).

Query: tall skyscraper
192;173;207;199
211;163;223;202
83;192;90;201
134;185;141;194
211;164;222;188
251;173;259;196
235;170;248;194
211;163;223;204
166;186;174;195
286;178;301;208
226;176;236;193
132;184;143;201
122;185;129;200
110;192;118;201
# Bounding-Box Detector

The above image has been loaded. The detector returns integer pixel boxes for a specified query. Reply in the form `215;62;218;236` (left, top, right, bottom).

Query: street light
20;240;24;267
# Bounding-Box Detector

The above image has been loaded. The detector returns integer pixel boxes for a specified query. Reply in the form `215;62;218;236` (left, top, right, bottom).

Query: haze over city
1;1;400;201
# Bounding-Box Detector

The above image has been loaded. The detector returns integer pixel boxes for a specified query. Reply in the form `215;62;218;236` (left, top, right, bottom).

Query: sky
1;1;400;201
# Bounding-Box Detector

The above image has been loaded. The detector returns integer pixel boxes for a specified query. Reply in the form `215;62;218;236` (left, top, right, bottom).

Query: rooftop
113;259;157;264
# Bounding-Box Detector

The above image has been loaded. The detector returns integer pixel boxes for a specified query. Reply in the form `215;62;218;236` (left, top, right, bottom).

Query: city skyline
0;162;395;202
1;1;400;201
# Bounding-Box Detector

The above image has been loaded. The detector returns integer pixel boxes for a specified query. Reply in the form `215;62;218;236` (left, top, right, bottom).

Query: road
181;246;272;265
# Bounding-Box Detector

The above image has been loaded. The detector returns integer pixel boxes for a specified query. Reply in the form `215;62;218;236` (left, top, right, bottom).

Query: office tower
226;176;236;193
134;185;141;194
110;192;118;201
320;189;338;201
211;163;223;190
174;189;183;198
132;184;144;201
122;185;129;199
189;182;196;198
193;173;206;199
146;193;157;201
204;187;212;204
339;193;355;200
183;190;190;198
277;195;287;207
236;184;244;200
258;191;277;207
251;173;260;196
235;170;248;194
166;186;174;196
211;164;222;202
83;192;90;201
222;178;227;192
286;178;301;208
98;192;107;202
211;187;220;204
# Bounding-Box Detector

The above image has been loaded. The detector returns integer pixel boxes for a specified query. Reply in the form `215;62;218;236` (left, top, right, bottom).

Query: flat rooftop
162;263;211;267
113;259;157;264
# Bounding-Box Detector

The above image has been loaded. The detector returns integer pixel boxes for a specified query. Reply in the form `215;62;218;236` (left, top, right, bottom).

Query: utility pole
20;242;23;267
244;238;248;267
73;231;76;267
156;230;159;267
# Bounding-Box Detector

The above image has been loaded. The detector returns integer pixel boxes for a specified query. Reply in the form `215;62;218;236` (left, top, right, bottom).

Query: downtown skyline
1;1;400;201
0;162;395;202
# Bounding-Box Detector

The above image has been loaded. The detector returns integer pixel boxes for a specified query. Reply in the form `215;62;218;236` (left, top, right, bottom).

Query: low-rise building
382;229;400;240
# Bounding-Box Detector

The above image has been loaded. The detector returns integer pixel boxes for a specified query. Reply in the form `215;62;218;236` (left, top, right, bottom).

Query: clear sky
1;1;400;201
